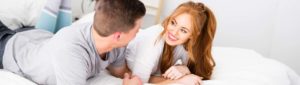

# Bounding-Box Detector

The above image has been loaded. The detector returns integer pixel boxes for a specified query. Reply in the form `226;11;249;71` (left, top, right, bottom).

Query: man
1;0;146;84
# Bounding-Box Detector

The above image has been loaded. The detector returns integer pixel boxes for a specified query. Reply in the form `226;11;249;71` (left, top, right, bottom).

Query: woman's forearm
149;76;179;84
149;76;166;83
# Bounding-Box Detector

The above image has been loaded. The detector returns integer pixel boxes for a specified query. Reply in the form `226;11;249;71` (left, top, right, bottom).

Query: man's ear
113;32;121;41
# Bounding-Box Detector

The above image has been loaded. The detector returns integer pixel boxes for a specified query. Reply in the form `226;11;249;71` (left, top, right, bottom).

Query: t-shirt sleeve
125;25;164;83
125;35;162;83
109;47;126;67
51;44;89;85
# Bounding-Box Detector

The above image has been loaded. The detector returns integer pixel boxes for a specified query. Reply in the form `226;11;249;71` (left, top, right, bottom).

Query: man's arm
52;44;90;85
107;61;131;78
123;73;143;85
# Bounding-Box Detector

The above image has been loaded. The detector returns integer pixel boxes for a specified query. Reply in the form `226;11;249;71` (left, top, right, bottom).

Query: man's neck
91;27;114;58
100;52;108;60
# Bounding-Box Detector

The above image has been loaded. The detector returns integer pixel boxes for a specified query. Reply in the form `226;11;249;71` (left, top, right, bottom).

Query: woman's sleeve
125;34;161;83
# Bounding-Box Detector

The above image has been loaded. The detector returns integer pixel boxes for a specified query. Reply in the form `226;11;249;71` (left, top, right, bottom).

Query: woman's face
164;13;193;46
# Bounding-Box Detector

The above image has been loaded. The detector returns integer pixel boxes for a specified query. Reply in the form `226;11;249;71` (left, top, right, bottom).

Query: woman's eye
171;21;176;26
180;29;187;33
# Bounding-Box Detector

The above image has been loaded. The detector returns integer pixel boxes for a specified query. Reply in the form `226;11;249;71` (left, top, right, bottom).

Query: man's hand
123;73;143;85
107;63;131;78
162;65;191;80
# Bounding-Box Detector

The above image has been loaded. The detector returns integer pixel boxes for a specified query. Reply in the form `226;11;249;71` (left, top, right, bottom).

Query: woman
126;1;217;85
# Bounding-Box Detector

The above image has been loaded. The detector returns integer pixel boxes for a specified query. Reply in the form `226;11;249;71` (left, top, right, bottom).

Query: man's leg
0;21;16;69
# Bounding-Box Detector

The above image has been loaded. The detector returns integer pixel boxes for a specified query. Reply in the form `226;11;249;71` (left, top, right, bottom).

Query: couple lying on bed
0;0;216;85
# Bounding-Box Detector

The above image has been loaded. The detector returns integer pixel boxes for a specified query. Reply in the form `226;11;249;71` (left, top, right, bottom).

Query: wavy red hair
159;1;217;80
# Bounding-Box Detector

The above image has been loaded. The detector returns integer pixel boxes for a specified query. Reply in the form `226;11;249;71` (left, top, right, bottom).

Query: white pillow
0;0;46;30
72;11;95;25
205;47;300;85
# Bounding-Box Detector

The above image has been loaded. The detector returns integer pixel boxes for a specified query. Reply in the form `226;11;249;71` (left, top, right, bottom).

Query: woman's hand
162;65;191;80
176;74;203;85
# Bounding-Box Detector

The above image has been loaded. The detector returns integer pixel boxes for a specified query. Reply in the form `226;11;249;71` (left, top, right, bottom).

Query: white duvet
1;47;299;85
203;47;300;85
89;47;300;85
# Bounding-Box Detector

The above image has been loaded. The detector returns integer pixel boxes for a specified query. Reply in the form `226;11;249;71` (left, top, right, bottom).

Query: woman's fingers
163;66;190;80
195;76;203;85
173;74;181;80
170;70;184;80
165;66;186;80
171;71;181;80
169;73;176;80
199;77;203;85
167;70;175;79
163;67;174;78
163;66;173;77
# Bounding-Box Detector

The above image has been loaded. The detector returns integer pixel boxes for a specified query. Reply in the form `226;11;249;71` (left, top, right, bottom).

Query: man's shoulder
46;23;94;58
52;22;92;42
57;22;92;33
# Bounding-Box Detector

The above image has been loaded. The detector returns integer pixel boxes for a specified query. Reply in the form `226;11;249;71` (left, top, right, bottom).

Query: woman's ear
190;31;200;39
189;36;193;39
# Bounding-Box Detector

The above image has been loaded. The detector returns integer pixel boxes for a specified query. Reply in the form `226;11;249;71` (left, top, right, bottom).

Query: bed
202;47;300;85
1;1;299;84
0;47;299;85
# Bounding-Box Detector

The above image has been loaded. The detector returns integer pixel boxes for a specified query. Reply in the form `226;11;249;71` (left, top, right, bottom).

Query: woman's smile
167;32;178;41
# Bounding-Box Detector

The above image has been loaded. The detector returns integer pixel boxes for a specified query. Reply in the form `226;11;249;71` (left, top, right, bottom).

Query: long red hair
159;1;217;80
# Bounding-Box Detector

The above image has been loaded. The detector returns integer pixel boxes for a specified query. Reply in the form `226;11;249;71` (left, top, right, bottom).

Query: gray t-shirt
3;22;126;85
151;45;189;76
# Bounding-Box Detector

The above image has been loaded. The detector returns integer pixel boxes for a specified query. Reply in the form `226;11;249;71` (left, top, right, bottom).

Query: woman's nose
172;28;179;36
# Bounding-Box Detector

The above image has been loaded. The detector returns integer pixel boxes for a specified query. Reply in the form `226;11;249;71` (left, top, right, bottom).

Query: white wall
158;0;300;74
160;0;277;56
71;0;157;28
71;0;95;21
270;0;300;75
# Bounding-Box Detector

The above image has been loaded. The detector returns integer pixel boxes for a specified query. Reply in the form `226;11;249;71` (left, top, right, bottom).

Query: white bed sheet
0;47;299;85
87;47;300;85
0;70;36;85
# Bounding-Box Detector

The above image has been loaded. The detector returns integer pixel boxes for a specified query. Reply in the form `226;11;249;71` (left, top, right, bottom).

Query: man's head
93;0;146;47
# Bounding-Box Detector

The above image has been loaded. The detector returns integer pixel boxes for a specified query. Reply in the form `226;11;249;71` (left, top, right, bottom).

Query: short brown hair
93;0;146;37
